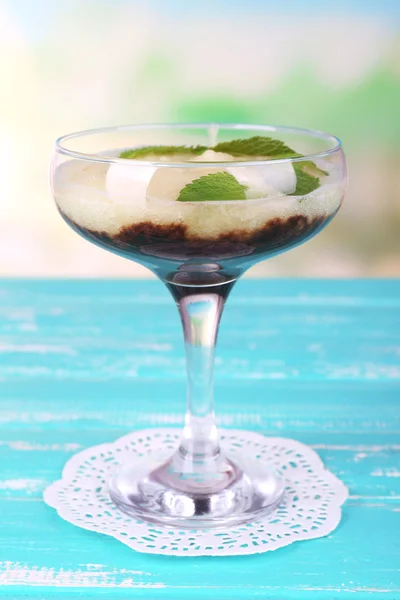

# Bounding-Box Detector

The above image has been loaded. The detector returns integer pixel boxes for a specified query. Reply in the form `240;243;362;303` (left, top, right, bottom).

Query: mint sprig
177;172;247;203
121;136;328;199
213;137;327;195
120;145;207;159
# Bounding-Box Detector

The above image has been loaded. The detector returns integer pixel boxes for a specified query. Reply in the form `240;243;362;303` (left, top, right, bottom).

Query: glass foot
109;451;284;528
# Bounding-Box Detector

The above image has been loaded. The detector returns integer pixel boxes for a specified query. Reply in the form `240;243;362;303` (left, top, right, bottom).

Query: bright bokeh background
1;0;399;278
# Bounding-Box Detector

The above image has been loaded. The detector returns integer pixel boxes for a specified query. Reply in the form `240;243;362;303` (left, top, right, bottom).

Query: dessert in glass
50;124;347;528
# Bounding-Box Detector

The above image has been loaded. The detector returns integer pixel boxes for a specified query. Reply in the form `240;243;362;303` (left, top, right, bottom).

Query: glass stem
179;291;223;462
165;281;235;484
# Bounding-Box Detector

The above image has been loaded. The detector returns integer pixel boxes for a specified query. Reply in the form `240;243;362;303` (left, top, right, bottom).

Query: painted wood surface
0;279;399;598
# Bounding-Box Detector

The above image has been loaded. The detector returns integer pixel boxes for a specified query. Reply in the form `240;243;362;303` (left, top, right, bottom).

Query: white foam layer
54;155;342;238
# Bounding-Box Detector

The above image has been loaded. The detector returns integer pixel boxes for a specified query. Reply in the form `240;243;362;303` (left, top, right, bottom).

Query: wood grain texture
0;279;399;598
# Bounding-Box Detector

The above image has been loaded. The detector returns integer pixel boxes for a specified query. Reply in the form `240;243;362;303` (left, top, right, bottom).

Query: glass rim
55;122;343;168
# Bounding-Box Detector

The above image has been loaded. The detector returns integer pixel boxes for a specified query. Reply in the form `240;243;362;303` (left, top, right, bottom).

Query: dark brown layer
62;212;328;262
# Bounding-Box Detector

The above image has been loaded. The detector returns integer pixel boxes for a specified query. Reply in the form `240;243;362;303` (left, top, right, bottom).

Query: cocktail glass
50;124;347;527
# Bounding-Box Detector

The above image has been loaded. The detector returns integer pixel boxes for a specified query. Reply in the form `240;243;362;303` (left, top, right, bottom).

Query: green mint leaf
290;163;320;196
213;136;297;157
177;171;247;202
120;145;207;159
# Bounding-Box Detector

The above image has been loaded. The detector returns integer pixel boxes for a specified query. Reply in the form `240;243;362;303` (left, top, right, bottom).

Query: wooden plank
0;502;399;597
0;380;398;433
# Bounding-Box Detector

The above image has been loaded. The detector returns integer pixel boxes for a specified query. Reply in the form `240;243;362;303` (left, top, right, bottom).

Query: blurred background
1;0;399;278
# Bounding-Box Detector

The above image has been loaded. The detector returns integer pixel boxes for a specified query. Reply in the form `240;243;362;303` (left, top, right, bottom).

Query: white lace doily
44;429;348;556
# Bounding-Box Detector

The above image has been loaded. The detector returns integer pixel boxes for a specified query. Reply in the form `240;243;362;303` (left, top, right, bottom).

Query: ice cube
227;162;296;197
106;162;156;208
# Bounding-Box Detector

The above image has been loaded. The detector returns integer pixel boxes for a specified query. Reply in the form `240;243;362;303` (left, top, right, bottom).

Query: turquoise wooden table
0;279;399;598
